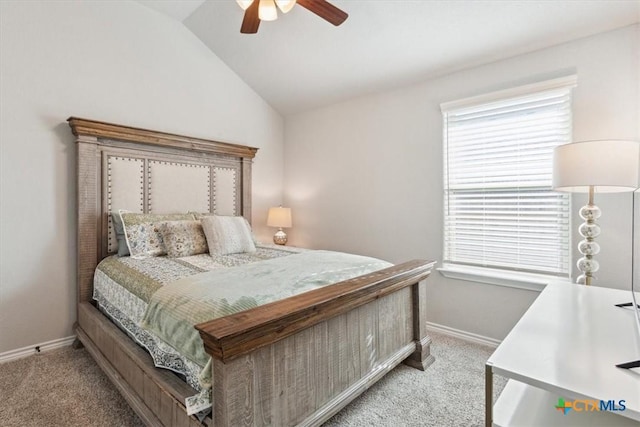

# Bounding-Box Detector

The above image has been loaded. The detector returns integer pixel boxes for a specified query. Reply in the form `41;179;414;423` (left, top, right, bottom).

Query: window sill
437;264;572;292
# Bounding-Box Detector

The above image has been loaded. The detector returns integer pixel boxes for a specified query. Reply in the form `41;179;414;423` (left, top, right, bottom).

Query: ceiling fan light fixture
238;0;347;33
236;0;254;11
275;0;296;14
258;0;278;21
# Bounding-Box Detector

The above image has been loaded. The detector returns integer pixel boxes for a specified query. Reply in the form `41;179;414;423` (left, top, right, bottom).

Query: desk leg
485;363;493;427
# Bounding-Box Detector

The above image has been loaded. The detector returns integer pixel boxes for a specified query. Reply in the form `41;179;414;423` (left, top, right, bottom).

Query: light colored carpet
0;343;144;427
0;331;505;426
324;332;506;426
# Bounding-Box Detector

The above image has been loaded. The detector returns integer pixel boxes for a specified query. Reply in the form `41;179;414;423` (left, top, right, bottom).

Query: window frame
439;76;577;287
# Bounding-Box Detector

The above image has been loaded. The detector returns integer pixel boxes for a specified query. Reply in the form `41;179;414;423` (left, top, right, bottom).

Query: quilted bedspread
140;250;392;387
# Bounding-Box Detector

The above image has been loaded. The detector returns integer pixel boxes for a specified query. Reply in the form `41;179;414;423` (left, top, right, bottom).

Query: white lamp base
273;228;287;245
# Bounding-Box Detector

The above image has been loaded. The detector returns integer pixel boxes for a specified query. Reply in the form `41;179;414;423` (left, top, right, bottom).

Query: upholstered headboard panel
104;156;239;253
69;117;258;302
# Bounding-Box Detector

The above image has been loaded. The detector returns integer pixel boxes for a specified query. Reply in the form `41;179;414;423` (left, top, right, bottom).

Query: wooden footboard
196;259;436;427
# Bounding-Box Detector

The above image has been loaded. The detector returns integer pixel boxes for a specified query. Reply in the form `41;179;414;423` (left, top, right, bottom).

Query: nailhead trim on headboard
106;156;144;252
212;167;238;215
147;160;211;213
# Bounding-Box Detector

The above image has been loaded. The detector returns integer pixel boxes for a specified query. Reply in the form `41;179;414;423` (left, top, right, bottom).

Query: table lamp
554;140;640;370
267;206;292;245
552;140;640;286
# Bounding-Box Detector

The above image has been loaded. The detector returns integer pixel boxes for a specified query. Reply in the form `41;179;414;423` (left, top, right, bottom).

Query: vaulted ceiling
140;0;640;115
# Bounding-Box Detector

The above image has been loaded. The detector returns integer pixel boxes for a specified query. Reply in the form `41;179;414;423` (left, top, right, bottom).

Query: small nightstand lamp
267;206;292;245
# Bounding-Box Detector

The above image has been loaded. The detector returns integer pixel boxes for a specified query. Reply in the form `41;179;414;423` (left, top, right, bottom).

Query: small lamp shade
553;140;640;193
267;207;292;228
267;207;291;245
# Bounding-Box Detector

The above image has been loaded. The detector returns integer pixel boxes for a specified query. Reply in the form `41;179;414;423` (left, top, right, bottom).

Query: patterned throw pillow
157;220;208;258
119;211;195;259
201;215;257;256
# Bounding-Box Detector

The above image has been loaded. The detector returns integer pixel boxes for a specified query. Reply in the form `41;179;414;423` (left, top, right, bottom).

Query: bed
69;116;436;427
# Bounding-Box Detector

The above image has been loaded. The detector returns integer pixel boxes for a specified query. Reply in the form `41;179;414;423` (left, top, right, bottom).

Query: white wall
284;25;640;341
0;1;284;354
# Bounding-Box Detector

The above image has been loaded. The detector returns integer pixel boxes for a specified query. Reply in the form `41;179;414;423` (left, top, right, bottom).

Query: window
441;77;576;278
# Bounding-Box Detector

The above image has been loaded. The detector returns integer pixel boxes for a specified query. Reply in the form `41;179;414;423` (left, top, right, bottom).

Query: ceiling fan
236;0;348;34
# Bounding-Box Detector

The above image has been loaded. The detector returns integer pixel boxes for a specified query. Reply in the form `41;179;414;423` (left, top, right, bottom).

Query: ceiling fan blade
241;0;260;34
297;0;348;26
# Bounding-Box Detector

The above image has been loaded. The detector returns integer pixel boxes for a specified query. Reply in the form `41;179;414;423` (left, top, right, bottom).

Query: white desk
486;283;640;426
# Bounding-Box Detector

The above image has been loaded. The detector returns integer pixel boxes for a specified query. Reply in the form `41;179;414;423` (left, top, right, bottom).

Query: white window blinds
442;79;575;276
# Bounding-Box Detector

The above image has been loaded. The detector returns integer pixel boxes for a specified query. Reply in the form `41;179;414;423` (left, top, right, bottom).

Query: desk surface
487;283;640;421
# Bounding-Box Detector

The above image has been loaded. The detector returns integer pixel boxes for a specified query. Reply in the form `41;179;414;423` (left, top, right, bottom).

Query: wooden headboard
69;117;258;303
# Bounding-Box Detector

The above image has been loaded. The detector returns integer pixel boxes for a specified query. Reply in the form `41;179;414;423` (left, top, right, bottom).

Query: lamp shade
553;140;640;193
267;207;292;228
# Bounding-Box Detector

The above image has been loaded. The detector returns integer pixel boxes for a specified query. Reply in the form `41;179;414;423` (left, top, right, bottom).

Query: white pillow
201;215;256;255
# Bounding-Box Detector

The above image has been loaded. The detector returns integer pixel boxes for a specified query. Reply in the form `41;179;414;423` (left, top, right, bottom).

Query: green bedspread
140;250;391;387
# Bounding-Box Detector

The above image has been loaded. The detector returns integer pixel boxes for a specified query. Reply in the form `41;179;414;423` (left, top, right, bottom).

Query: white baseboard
427;322;501;348
0;335;76;364
0;327;498;363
